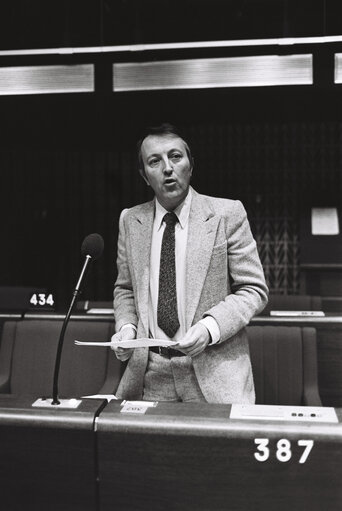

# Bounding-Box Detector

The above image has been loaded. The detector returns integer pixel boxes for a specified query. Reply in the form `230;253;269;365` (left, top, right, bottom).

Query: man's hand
175;323;210;358
111;326;136;362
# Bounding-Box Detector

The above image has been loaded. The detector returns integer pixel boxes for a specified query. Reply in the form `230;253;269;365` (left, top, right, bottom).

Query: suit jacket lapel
186;189;220;330
128;200;154;336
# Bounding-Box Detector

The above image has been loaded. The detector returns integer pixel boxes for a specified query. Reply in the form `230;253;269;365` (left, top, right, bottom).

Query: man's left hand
175;323;210;357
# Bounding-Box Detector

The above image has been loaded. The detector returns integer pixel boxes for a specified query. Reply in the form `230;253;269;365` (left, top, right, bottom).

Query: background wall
0;0;341;309
0;86;341;307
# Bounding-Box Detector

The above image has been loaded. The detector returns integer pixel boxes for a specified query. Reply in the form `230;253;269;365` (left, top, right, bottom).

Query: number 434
254;438;314;464
30;293;54;307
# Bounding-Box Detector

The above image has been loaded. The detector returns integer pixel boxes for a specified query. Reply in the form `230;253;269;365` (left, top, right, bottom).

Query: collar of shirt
154;188;192;231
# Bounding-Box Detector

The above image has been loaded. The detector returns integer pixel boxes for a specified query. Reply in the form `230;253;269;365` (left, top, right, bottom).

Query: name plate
230;404;338;423
120;400;158;414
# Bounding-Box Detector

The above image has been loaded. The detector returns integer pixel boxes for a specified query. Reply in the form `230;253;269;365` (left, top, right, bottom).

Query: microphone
74;233;104;297
49;233;104;406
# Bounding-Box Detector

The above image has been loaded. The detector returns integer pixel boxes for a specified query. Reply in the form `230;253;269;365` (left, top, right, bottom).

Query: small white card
120;400;158;414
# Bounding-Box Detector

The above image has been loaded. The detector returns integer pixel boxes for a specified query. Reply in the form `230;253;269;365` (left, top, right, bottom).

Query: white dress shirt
147;188;220;344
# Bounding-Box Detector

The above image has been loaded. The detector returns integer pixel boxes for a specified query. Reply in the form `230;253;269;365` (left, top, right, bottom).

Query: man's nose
162;157;173;174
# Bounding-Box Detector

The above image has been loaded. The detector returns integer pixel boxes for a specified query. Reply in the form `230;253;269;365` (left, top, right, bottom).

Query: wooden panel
0;396;105;511
98;401;342;511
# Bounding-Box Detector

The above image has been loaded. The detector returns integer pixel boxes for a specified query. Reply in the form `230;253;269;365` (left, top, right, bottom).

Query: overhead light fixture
334;54;342;83
113;54;313;92
0;64;94;95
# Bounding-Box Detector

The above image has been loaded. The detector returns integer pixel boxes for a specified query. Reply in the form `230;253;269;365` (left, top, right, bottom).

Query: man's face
141;134;193;211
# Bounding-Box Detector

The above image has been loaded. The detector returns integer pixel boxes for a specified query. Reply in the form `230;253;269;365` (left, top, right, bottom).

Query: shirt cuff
199;317;220;345
120;323;137;332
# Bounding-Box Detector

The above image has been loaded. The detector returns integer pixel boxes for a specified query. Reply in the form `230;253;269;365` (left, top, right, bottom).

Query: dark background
0;0;341;308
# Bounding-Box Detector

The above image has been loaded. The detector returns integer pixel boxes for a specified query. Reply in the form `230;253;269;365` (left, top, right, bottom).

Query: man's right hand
111;326;136;362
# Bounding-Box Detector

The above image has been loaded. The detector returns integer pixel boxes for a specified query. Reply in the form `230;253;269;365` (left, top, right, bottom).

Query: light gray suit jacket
114;187;268;403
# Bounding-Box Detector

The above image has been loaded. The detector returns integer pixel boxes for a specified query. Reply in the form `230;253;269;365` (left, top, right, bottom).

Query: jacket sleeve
113;209;139;333
204;200;268;342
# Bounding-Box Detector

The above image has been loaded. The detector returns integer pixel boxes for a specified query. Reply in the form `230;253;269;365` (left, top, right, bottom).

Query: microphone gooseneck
51;234;104;405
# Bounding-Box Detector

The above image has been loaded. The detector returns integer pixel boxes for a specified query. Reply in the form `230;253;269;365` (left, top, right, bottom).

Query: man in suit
112;124;268;403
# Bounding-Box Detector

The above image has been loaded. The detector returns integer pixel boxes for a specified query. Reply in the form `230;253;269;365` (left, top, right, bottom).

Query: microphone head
81;233;104;260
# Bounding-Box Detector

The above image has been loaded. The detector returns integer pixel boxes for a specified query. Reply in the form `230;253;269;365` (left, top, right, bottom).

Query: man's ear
142;172;150;186
190;157;194;176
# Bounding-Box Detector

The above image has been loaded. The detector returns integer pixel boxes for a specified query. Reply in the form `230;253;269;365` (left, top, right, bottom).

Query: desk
97;401;342;511
0;396;106;511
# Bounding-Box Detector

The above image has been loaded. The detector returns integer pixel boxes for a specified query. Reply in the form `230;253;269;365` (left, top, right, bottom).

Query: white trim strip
0;35;342;56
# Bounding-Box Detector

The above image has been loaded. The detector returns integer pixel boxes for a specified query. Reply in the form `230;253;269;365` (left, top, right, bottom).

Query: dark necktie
157;212;180;338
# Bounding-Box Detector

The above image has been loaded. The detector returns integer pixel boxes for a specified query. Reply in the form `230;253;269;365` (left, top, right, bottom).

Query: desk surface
99;400;342;433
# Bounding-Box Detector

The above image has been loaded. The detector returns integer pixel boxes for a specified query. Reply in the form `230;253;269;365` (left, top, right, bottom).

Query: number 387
254;438;314;464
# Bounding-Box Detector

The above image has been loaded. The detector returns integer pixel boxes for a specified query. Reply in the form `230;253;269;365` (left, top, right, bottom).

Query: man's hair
136;123;193;179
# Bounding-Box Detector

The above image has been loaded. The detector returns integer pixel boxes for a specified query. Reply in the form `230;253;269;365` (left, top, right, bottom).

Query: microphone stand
51;255;92;405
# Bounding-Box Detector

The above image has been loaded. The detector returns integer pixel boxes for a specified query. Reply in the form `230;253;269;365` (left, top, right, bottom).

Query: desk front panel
98;402;342;511
0;396;105;511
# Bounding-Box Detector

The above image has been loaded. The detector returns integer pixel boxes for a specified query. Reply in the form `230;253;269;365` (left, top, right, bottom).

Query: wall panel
0;118;341;307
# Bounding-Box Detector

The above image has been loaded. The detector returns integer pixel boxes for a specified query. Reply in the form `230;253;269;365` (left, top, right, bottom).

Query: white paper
121;400;157;407
82;394;118;401
311;207;339;235
74;338;178;348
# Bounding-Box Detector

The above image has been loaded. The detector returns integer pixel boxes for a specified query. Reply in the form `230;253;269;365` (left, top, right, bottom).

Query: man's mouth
164;178;176;185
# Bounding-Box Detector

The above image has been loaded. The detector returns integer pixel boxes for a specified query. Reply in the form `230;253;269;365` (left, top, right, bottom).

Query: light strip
113;54;313;92
334;53;342;83
0;35;342;57
0;64;94;95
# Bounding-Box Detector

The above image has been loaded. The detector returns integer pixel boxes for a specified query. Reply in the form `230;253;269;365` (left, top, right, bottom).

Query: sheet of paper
75;338;178;348
82;394;118;401
311;207;339;235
